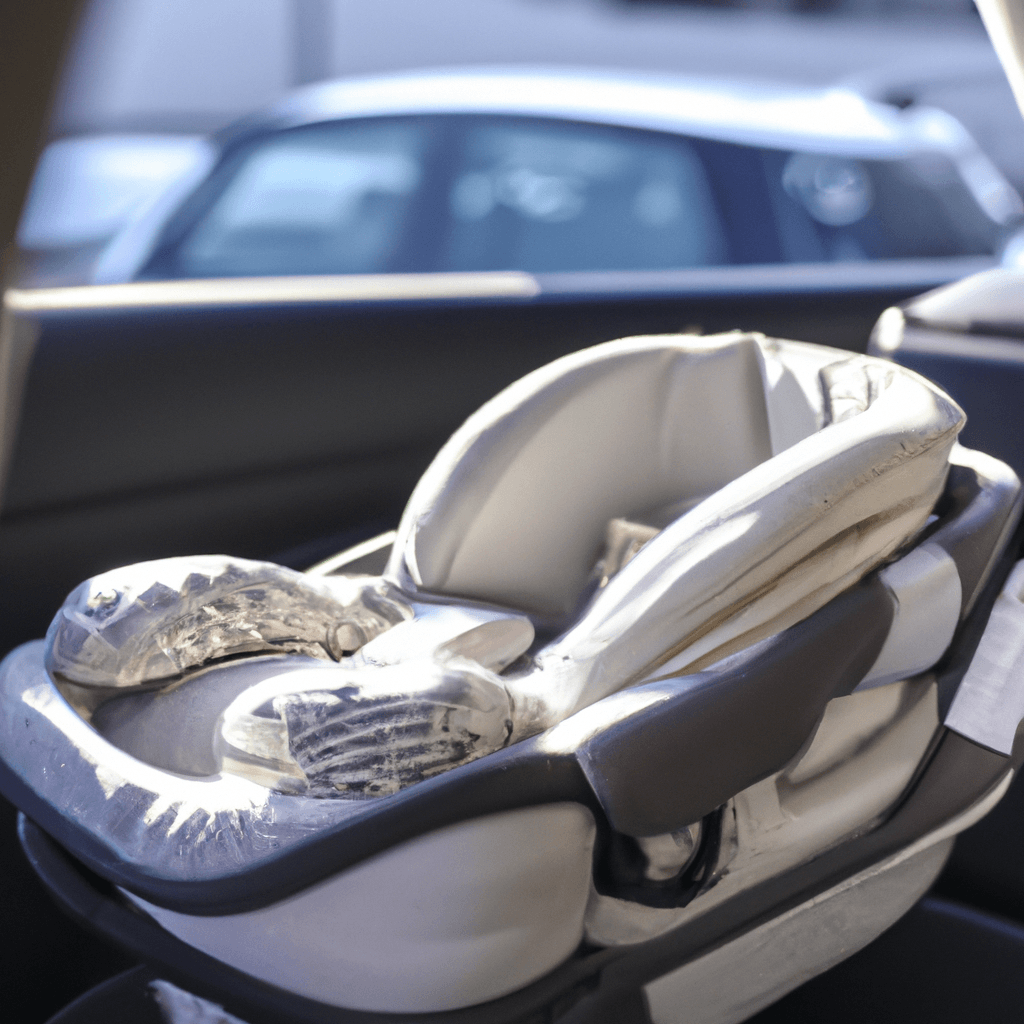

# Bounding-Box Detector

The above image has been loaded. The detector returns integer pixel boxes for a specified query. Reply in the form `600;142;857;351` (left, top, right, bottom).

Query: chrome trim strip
4;258;992;315
4;271;541;313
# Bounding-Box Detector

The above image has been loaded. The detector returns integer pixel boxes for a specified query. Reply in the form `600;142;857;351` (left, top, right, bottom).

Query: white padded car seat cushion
393;335;787;617
389;332;956;626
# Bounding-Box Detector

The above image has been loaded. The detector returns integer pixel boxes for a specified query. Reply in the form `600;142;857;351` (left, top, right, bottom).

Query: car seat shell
1;332;1022;1021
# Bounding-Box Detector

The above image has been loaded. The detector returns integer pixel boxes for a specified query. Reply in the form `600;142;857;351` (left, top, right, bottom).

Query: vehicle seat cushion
394;334;810;618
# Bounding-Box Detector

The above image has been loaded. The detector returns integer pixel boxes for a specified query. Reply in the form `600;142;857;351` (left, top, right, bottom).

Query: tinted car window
440;118;727;273
139;115;1008;282
763;150;1002;263
142;115;735;279
152;121;429;278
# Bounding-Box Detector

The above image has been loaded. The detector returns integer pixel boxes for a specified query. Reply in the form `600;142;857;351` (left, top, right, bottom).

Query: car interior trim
3;271;543;313
4;258;1001;319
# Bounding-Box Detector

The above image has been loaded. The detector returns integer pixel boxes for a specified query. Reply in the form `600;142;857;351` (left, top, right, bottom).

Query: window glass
440;119;727;273
143;116;1008;283
764;150;1002;263
163;121;428;278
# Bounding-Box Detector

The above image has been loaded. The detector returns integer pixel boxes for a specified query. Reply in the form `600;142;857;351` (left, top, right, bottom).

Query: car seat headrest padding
391;335;787;618
390;334;963;667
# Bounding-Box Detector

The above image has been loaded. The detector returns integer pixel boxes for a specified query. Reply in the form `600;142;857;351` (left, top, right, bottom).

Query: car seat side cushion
575;576;895;837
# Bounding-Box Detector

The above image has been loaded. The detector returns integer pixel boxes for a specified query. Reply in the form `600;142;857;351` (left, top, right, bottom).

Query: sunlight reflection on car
51;67;1021;288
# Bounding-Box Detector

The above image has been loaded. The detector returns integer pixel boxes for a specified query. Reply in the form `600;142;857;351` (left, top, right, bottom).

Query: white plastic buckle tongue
945;559;1024;755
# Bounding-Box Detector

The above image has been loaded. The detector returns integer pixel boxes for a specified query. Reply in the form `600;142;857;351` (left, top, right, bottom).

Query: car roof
228;65;976;161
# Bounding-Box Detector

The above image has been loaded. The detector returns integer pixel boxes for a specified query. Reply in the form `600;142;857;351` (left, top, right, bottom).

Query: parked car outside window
91;69;1024;285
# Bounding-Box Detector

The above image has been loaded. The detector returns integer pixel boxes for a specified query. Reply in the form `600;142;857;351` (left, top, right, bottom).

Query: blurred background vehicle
16;134;212;286
80;68;1024;286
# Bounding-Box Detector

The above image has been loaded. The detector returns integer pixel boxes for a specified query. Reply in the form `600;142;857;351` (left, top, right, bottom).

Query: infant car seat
2;332;1024;1024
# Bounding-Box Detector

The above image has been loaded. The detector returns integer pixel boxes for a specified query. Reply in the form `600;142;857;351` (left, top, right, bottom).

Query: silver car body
91;66;1023;284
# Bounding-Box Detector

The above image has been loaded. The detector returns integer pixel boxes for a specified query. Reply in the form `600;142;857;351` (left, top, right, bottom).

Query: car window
440;118;727;273
144;115;730;279
139;114;1009;283
763;150;1003;263
149;120;430;278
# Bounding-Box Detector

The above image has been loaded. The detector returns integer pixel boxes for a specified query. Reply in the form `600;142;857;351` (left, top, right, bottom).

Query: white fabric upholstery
391;333;822;618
